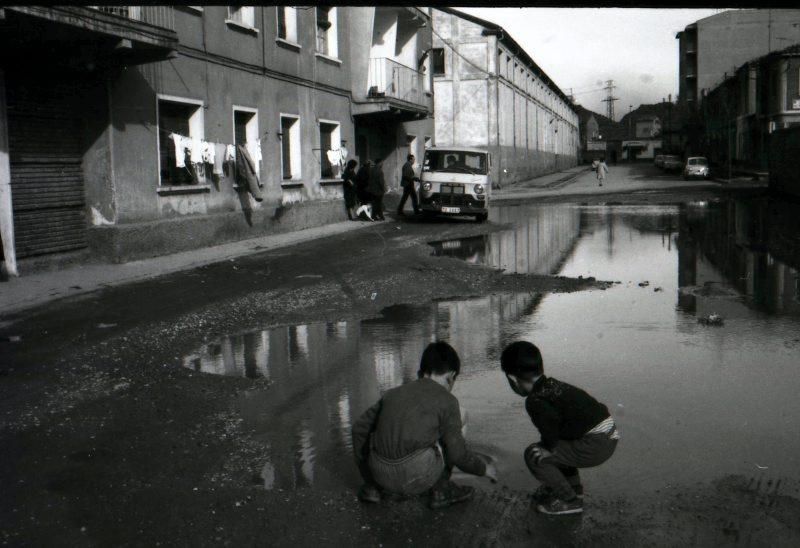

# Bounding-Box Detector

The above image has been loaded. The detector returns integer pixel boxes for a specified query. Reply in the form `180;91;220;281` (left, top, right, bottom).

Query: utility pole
601;80;619;121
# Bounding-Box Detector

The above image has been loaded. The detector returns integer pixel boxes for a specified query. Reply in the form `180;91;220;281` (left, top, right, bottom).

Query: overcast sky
457;7;722;120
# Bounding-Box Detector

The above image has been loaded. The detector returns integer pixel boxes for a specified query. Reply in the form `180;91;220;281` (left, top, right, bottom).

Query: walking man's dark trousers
397;160;419;215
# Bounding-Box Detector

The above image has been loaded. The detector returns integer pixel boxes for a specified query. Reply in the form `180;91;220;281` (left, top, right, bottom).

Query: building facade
430;8;579;186
677;9;800;109
576;105;624;164
0;6;433;276
701;44;800;172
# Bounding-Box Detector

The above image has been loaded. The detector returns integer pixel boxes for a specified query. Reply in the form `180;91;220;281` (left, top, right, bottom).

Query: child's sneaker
429;481;475;509
536;497;583;515
358;482;381;503
532;484;583;503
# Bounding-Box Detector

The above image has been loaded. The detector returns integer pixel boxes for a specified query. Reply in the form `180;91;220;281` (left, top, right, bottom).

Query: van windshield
688;158;708;166
424;150;488;175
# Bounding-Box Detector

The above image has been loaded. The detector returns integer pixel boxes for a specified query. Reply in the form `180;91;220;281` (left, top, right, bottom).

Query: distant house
575;105;624;164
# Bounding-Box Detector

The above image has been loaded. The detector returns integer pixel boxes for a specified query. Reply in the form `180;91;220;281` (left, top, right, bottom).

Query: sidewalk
493;163;723;203
0;219;371;318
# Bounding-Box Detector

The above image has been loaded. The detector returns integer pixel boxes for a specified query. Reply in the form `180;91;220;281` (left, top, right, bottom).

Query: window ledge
319;178;343;186
177;6;203;14
276;37;301;51
157;185;212;196
281;182;304;189
225;19;259;35
314;52;342;65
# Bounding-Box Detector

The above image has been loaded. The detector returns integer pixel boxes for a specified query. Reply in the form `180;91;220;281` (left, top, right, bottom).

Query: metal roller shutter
6;76;88;259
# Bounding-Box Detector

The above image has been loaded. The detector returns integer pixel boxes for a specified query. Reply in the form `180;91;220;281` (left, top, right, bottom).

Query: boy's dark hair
346;159;358;170
500;341;543;379
407;154;414;161
418;341;461;379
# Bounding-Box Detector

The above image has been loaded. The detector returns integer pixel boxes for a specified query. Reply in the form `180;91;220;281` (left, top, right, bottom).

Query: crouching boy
500;341;619;515
352;342;497;509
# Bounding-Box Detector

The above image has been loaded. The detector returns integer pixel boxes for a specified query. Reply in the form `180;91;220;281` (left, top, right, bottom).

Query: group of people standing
341;155;421;222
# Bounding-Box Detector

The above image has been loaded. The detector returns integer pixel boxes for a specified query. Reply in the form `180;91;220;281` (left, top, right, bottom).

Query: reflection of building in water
489;205;581;275
430;205;583;276
677;198;800;317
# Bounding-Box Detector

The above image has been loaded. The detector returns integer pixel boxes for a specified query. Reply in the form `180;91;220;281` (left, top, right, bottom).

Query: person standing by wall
397;154;420;216
367;158;387;221
342;159;359;221
596;158;609;187
354;160;373;221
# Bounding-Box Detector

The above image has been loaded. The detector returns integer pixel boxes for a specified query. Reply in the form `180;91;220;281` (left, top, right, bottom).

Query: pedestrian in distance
342;159;359;221
354;159;374;221
500;341;619;515
596;158;609;187
367;158;387;221
397;154;420;216
352;342;498;509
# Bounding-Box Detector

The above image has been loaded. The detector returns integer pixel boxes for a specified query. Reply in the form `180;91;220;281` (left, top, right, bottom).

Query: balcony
2;6;178;65
91;6;175;31
356;57;430;119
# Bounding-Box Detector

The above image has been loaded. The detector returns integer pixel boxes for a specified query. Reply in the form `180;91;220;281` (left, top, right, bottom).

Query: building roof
435;7;576;116
574;104;626;140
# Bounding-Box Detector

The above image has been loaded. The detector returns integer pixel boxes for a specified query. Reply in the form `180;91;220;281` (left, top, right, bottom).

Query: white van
419;147;492;222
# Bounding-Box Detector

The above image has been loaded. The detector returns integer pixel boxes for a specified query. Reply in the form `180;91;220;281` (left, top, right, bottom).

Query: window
228;6;255;28
233;107;259;175
423;150;488;175
315;7;338;58
157;97;204;186
280;115;301;181
277;6;298;43
319;121;341;179
424;136;432;149
431;48;445;76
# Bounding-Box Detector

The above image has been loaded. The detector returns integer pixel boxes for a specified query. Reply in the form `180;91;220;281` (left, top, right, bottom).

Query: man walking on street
596;158;609;187
397;154;420;216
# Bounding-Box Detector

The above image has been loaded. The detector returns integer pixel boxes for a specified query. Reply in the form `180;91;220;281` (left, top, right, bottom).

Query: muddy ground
2;186;799;547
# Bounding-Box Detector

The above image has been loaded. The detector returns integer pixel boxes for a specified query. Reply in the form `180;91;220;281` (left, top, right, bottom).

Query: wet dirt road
2;185;800;546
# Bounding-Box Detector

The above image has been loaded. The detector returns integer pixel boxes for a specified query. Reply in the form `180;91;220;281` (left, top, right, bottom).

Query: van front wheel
475;213;488;223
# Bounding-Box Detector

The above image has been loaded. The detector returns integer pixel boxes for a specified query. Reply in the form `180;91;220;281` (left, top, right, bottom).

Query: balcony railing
91;6;175;30
367;57;426;107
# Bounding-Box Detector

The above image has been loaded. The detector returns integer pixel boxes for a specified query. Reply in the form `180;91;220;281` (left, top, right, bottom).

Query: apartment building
0;6;433;276
430;8;579;186
677;9;800;108
701;44;800;171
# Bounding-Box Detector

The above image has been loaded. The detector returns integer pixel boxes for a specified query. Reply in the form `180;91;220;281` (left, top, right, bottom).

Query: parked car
654;154;665;169
662;155;683;172
683;156;710;180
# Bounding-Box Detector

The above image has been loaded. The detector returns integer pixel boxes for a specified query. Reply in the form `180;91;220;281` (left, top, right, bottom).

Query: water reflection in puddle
184;198;800;496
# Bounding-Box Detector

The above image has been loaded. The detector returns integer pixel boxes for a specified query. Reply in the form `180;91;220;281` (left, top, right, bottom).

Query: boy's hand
525;443;553;465
484;462;498;483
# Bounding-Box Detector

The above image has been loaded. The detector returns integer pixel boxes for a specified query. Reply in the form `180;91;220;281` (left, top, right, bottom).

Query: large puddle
183;197;800;497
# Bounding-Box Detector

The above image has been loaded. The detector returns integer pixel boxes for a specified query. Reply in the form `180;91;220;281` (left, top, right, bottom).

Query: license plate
441;207;461;214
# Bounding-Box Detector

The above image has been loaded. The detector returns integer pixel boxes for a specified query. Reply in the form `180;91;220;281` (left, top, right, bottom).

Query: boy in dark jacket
500;341;619;515
352;342;497;509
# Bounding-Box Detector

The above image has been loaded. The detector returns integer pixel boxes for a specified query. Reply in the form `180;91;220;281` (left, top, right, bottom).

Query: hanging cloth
171;133;187;168
202;141;215;165
225;144;236;163
235;143;263;202
213;143;227;176
188;138;204;164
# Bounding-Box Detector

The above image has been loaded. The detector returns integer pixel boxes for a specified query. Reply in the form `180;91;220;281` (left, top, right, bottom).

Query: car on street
419;147;492;223
683;156;710;180
654;154;665;169
662;155;683;172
